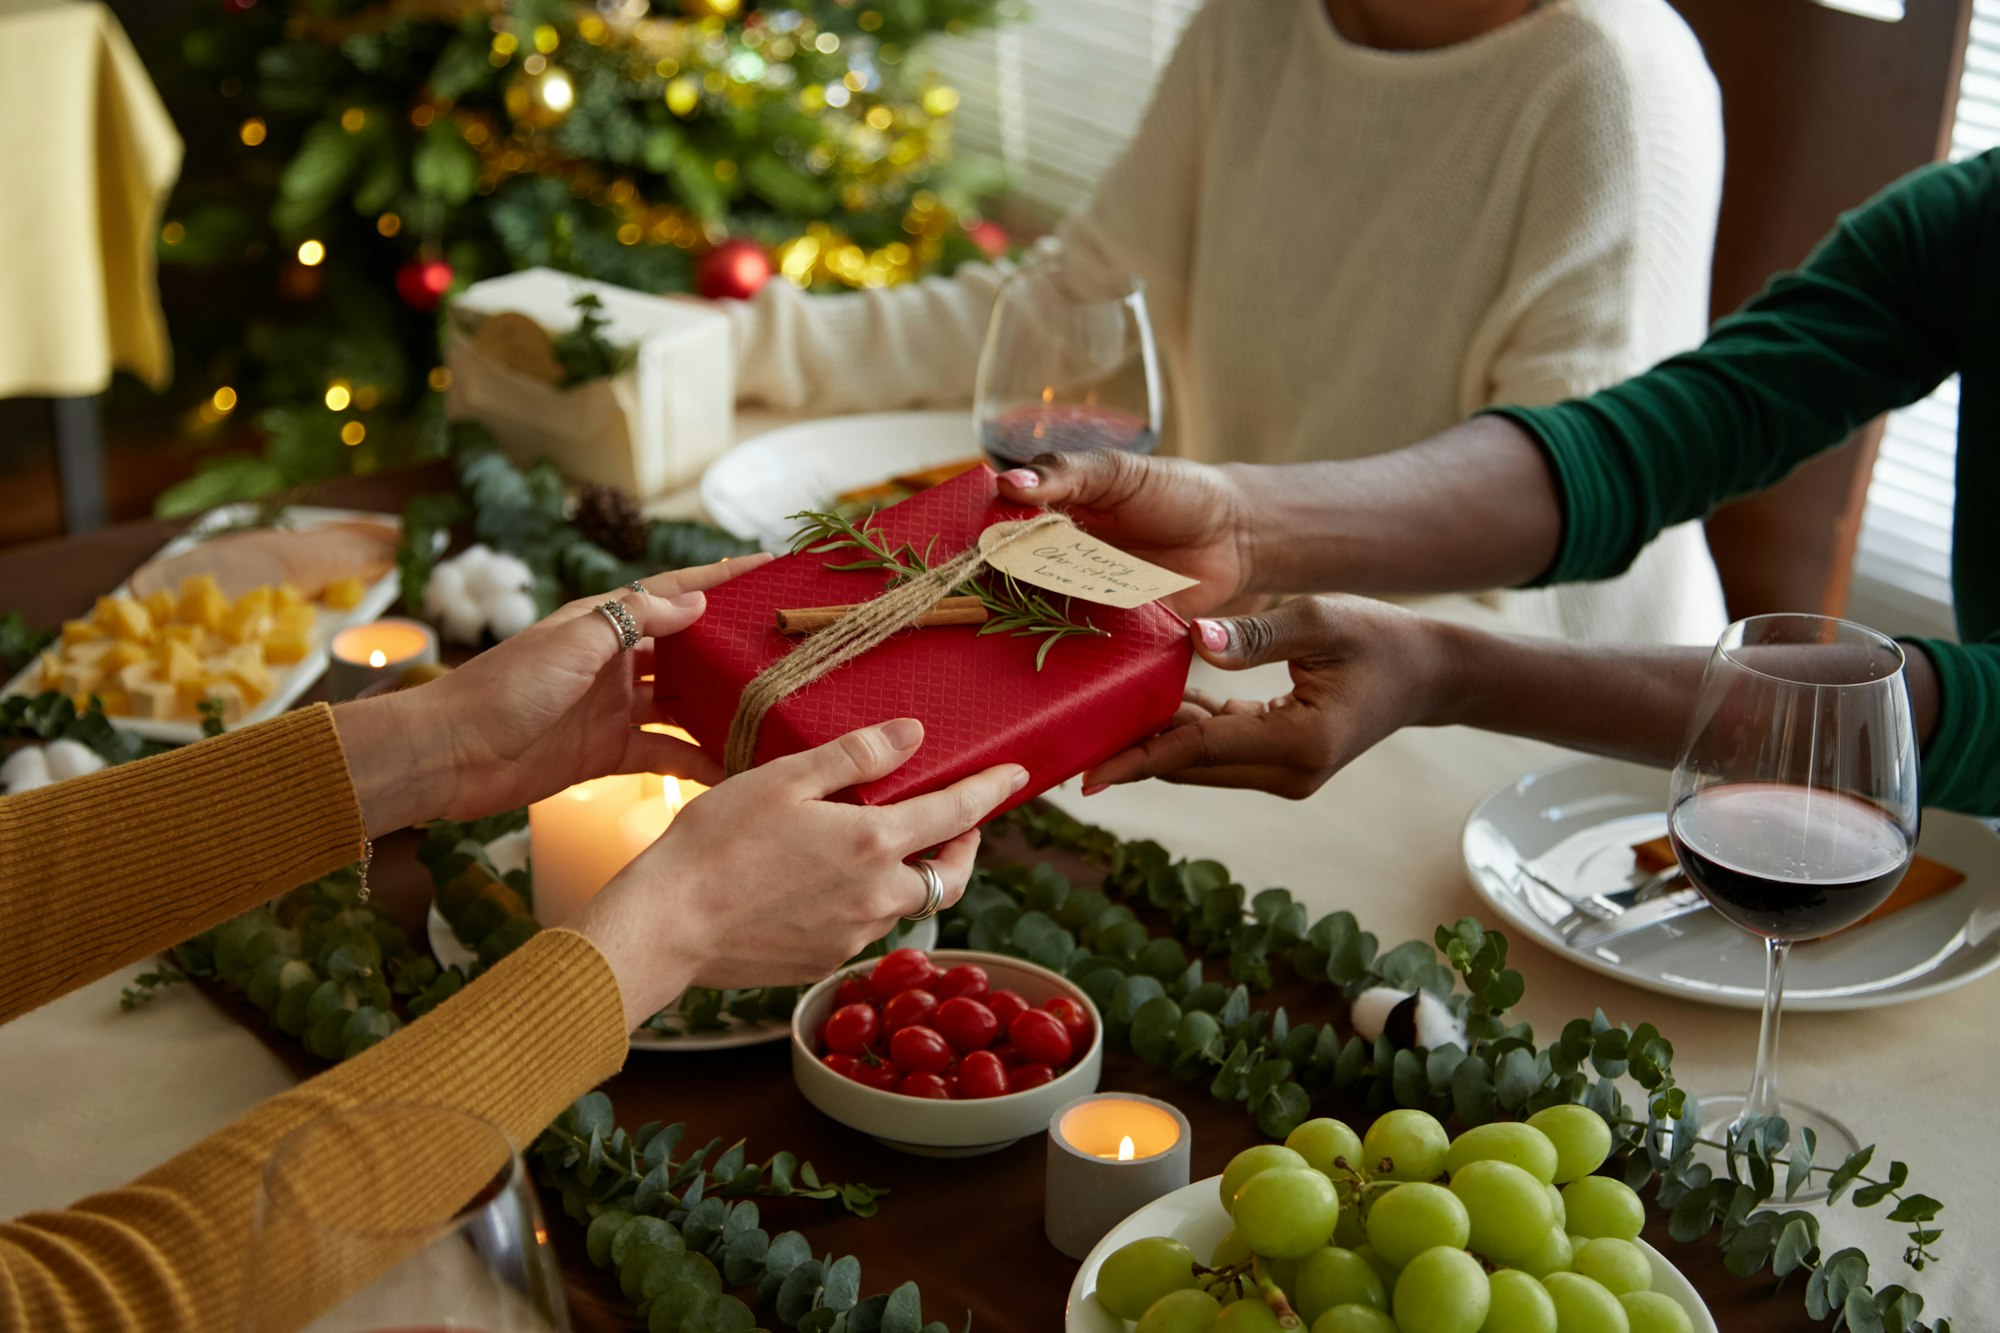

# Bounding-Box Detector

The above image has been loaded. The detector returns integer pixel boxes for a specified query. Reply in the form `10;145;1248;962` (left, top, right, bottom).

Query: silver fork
1557;864;1689;940
1514;863;1686;938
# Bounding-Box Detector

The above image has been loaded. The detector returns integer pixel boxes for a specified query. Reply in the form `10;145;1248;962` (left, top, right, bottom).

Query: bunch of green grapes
1090;1106;1698;1333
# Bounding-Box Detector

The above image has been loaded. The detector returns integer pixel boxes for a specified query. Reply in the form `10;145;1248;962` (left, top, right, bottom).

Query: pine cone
572;484;649;562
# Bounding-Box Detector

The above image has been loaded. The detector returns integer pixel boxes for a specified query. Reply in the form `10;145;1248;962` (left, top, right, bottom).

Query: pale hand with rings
333;556;1030;1032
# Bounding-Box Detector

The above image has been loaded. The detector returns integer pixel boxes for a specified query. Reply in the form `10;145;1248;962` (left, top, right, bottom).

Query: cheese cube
102;641;150;673
95;688;131;716
193;681;246;723
235;587;274;619
320;577;366;610
154;638;203;684
178;576;229;631
225;645;274;706
97;598;153;641
275;604;315;638
57;662;102;700
129;679;183;719
143;588;178;626
263;623;311;665
158;623;201;645
273;583;307;613
38;650;61;690
221;601;271;646
64;640;111;667
60;619;103;647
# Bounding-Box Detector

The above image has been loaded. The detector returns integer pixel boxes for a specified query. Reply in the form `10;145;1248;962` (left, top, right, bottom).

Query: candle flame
368;649;387;668
1118;1136;1135;1162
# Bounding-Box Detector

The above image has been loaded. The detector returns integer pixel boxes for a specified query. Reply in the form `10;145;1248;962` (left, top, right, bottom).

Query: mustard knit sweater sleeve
0;705;631;1331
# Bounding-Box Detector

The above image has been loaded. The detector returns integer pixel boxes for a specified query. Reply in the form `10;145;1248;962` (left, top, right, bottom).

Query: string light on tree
324;382;352;411
296;239;326;267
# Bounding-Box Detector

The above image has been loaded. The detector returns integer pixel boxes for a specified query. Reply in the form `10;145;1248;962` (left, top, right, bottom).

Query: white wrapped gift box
444;267;734;498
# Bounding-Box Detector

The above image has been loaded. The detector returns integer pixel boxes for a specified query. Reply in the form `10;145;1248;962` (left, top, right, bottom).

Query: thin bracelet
357;836;375;903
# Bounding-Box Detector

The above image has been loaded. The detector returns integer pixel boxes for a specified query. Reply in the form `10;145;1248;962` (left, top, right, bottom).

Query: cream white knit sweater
726;0;1730;645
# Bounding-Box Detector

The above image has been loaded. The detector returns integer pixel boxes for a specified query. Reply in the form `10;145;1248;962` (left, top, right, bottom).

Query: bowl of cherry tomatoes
791;948;1104;1156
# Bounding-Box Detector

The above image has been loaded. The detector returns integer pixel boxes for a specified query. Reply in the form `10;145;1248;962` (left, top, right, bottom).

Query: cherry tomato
944;1073;962;1099
987;989;1031;1029
933;963;990;1002
824;1002;879;1056
1009;1009;1074;1066
870;948;937;1000
822;1052;859;1079
1011;1062;1055;1091
846;1058;899;1092
835;975;872;1008
880;988;938;1034
888;1024;954;1074
1042;996;1093;1048
899;1072;952;1100
932;997;1000;1053
957;1050;1010;1099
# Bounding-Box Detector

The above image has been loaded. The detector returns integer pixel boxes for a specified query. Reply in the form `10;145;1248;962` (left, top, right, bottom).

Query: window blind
929;0;1205;216
1847;5;1994;639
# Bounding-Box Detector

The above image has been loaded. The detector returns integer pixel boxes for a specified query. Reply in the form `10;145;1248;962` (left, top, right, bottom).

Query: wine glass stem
1736;935;1793;1130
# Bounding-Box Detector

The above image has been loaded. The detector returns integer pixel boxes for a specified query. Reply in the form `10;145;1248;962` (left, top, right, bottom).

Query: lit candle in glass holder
1045;1093;1192;1259
325;619;438;700
527;726;707;927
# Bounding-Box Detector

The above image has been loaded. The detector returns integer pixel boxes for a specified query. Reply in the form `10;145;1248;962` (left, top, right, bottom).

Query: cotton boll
438;593;489;646
1349;987;1411;1043
1;746;50;795
466;552;533;602
41;739;106;782
1412;989;1468;1051
486;590;539;640
422;562;467;620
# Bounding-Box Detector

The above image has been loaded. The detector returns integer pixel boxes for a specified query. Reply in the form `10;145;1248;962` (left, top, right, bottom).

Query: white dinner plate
699;410;981;551
1065;1176;1716;1333
1463;756;2000;1011
2;504;424;745
425;830;937;1051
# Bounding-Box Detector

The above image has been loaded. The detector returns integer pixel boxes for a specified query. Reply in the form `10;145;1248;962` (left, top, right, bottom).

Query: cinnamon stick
776;595;988;635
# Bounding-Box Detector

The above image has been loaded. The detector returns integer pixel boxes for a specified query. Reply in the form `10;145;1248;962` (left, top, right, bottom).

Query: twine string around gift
723;512;1073;776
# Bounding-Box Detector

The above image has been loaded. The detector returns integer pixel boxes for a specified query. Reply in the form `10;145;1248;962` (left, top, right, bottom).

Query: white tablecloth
0;593;1992;1314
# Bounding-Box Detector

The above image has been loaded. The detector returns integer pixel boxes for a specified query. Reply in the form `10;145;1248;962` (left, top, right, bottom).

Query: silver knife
1565;887;1709;949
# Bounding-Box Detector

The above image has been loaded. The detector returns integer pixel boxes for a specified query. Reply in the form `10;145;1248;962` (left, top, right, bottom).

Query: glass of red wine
1670;613;1918;1172
239;1104;570;1333
973;253;1163;469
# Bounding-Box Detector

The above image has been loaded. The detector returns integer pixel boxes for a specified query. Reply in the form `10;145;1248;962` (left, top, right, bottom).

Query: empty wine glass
973;253;1163;469
1669;614;1918;1176
239;1104;570;1333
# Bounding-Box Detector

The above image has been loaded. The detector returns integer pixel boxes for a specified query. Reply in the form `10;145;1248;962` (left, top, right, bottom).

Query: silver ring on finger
901;858;945;922
627;580;647;596
595;598;641;652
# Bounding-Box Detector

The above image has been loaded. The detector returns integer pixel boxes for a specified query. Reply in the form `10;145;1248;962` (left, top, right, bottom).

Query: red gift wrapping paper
654;466;1193;812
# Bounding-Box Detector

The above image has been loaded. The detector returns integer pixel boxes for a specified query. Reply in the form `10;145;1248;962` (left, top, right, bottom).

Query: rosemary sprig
786;508;1108;669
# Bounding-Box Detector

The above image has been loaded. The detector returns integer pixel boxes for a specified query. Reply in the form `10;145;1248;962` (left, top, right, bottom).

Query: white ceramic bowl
791;948;1104;1156
1065;1177;1719;1333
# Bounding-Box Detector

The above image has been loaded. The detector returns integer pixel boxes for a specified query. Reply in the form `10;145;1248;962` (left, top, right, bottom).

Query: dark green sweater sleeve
1489;153;2000;816
1488;154;1988;582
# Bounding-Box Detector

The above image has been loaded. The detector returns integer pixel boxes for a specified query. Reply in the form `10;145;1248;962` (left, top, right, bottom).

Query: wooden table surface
3;462;1986;1331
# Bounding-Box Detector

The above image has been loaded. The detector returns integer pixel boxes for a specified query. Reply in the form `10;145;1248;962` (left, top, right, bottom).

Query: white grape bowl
790;949;1102;1157
1065;1176;1718;1333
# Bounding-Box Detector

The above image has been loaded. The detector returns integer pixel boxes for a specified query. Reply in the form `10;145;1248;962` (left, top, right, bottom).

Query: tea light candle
527;727;708;927
325;619;438;700
1045;1093;1192;1259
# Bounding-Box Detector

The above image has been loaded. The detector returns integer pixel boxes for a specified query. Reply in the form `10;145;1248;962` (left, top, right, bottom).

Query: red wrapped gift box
654;466;1193;812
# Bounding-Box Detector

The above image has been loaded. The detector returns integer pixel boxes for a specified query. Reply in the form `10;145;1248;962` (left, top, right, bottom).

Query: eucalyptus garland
970;804;1952;1333
395;426;762;618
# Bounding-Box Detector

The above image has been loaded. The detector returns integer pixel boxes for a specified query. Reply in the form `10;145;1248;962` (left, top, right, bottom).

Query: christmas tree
149;0;1010;515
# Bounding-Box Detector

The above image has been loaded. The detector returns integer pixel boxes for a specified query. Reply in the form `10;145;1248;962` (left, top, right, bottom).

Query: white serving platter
699;410;981;551
1463;755;2000;1011
2;504;419;745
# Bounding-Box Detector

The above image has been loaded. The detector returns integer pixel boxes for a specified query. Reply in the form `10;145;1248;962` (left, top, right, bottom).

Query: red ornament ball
396;257;455;312
966;219;1009;260
695;237;772;300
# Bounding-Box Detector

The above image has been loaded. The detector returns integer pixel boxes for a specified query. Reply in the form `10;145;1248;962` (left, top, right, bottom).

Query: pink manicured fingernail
997;468;1040;490
1081;782;1107;796
881;718;924;750
1008;766;1031;793
1195;619;1229;652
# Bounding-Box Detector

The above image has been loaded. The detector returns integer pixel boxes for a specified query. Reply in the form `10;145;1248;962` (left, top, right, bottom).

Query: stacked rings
595;598;641;651
902;859;946;921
